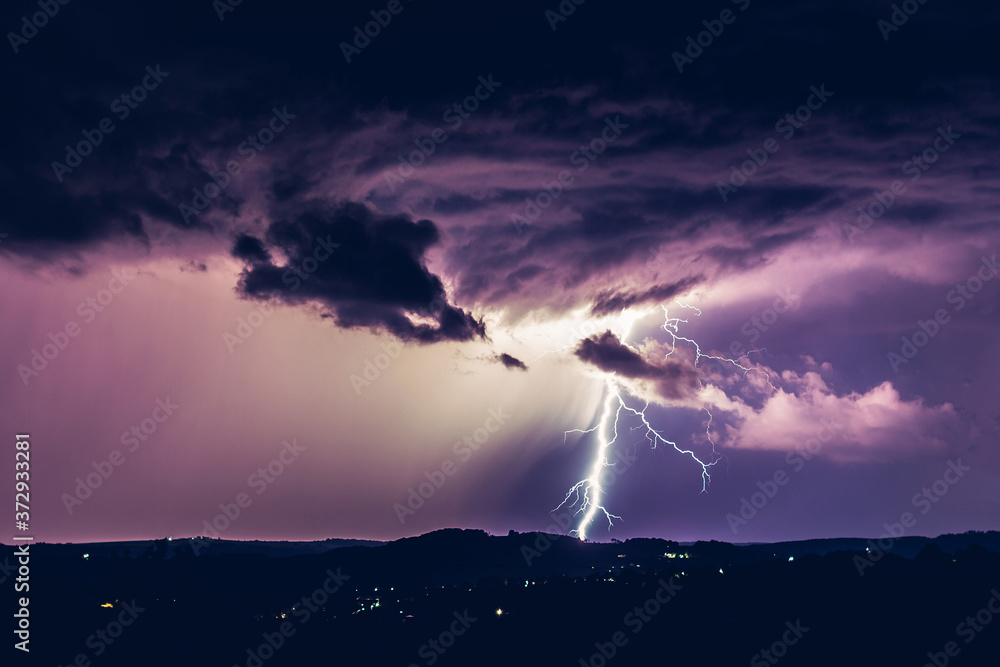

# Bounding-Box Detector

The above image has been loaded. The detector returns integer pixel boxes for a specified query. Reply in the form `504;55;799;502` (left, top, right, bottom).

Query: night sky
2;0;998;546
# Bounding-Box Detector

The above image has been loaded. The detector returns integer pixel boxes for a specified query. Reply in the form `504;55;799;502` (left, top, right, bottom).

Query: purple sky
2;0;998;545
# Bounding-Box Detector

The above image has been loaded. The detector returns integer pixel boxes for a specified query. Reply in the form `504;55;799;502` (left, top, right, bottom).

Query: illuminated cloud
706;368;960;463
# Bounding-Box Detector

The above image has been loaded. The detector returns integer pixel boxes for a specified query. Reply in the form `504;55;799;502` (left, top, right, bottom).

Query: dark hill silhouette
4;530;998;667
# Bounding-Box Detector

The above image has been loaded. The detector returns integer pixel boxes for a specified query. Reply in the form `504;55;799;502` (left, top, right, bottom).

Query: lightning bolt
556;300;774;540
662;302;776;391
555;375;624;538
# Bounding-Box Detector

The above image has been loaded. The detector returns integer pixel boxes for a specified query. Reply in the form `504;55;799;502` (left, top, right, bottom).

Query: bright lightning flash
556;301;773;541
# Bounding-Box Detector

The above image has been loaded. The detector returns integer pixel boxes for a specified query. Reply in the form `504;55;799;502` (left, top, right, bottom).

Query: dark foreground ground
4;529;1000;666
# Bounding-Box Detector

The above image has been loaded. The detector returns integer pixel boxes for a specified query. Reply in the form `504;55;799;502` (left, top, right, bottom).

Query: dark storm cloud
496;353;528;371
575;331;701;402
0;0;996;334
576;331;656;378
233;203;485;343
0;0;992;252
0;169;148;250
232;234;271;264
590;278;700;316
